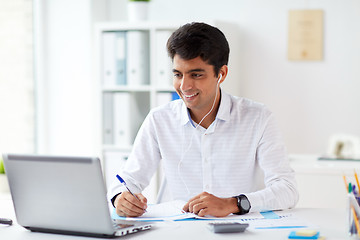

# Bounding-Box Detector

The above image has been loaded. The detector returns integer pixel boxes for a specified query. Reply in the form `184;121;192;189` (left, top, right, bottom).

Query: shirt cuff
111;193;121;208
245;193;264;212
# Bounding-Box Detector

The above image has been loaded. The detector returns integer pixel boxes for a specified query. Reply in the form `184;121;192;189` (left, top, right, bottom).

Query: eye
173;73;182;79
192;73;203;78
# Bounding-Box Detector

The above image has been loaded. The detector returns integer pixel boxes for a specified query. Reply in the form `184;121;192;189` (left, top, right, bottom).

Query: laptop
3;154;152;238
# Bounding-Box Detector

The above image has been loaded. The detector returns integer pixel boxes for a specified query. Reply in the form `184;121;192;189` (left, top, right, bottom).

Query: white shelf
96;22;181;202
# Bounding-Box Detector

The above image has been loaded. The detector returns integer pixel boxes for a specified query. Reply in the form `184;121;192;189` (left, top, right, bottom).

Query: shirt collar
216;88;231;122
180;88;232;126
180;101;191;126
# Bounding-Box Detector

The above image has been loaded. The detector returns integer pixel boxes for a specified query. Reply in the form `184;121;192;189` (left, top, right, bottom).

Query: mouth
182;92;199;99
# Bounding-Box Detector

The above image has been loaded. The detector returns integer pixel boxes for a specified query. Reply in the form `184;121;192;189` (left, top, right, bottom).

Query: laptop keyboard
113;222;134;230
113;222;152;236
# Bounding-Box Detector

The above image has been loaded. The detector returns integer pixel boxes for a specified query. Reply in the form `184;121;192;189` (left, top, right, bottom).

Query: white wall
39;0;360;156
146;0;360;155
37;0;106;155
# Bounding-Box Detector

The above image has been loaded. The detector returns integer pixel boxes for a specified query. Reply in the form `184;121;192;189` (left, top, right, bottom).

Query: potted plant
128;0;150;22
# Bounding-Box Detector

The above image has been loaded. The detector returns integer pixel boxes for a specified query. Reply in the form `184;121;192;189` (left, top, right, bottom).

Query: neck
191;110;217;129
190;91;221;129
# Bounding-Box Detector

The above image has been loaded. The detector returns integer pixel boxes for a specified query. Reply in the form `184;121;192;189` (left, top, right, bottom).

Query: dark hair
167;22;230;76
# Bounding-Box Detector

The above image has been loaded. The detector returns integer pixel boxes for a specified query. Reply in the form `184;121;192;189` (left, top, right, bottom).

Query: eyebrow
172;68;206;74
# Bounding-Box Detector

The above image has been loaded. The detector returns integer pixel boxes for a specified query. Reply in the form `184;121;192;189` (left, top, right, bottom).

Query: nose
180;75;193;92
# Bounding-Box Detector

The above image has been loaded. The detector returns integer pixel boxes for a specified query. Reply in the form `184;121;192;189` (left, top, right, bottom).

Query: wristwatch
233;194;251;215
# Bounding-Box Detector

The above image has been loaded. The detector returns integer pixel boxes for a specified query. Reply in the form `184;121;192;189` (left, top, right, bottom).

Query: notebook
3;154;151;238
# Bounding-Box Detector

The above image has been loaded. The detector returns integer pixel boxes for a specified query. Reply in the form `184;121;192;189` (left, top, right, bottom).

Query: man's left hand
183;192;238;217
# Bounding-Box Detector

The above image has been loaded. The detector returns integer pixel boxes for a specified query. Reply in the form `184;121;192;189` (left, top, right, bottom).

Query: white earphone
178;73;223;196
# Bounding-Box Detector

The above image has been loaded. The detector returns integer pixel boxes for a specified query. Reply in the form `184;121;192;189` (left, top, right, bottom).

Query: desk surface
0;193;349;240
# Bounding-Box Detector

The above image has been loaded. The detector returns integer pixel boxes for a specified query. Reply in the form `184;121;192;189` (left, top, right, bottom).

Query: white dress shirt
108;89;299;212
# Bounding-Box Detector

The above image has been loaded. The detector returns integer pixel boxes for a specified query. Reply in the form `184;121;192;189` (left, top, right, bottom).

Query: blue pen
116;174;140;201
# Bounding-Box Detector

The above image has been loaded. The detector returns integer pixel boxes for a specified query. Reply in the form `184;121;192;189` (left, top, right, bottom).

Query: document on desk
248;212;312;230
111;200;264;221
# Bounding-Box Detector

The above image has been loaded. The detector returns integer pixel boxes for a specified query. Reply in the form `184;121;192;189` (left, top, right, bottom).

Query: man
108;22;298;218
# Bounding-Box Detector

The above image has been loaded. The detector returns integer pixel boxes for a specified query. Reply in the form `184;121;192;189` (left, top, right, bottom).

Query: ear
217;65;228;84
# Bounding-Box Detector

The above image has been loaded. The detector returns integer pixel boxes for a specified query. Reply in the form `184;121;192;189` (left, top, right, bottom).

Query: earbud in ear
218;74;222;83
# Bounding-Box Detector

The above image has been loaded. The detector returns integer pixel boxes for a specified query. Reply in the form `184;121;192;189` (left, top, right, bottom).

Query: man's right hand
114;192;147;217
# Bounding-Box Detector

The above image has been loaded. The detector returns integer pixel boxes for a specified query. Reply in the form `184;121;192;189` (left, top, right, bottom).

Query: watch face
240;198;250;210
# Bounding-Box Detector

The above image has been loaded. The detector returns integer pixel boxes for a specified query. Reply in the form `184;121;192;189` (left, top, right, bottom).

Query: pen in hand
116;174;146;212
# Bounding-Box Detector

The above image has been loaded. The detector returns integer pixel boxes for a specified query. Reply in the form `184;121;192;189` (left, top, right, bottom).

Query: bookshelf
95;22;182;203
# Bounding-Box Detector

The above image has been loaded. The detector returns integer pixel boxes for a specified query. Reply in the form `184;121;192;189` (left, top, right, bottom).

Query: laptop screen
3;154;116;236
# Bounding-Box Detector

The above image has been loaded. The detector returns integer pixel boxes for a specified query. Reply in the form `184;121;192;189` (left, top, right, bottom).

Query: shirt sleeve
245;112;299;212
107;111;161;203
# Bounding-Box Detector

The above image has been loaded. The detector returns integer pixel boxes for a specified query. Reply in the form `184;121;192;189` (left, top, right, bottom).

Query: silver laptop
3;154;151;238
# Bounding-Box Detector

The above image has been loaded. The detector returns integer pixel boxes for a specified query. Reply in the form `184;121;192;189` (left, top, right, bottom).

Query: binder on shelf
113;92;133;146
102;31;127;86
155;30;173;87
113;92;150;146
115;31;127;85
102;32;117;87
102;93;114;144
156;91;180;107
126;31;150;86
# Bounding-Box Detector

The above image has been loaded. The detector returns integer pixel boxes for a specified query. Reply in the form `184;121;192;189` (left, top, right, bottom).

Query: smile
183;92;199;98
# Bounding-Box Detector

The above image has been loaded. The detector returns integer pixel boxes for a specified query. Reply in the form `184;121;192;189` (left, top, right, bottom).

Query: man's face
172;55;219;117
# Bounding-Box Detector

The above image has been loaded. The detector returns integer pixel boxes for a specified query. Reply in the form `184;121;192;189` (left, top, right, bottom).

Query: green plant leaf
0;159;5;174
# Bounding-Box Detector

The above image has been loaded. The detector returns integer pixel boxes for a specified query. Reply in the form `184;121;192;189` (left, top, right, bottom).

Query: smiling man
108;22;299;218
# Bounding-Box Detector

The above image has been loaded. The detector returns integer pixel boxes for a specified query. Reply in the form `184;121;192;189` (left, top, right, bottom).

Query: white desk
0;193;349;240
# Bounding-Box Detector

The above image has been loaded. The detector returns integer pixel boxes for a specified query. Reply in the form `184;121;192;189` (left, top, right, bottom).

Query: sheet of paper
111;200;264;221
196;211;264;221
288;9;323;60
112;200;195;221
247;212;314;230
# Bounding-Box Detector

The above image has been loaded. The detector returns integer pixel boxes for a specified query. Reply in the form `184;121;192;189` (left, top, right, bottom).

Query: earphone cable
177;80;221;196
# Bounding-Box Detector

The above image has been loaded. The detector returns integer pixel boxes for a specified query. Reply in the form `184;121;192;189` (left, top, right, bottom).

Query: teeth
184;93;198;98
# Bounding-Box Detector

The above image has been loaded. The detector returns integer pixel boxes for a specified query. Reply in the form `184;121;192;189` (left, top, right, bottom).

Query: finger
183;192;208;212
134;194;148;212
116;201;142;217
116;207;138;217
128;193;147;211
183;198;198;212
197;207;209;217
123;194;147;213
117;205;143;217
137;193;147;202
188;199;203;213
115;192;146;217
191;202;207;214
182;202;189;212
120;200;145;217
